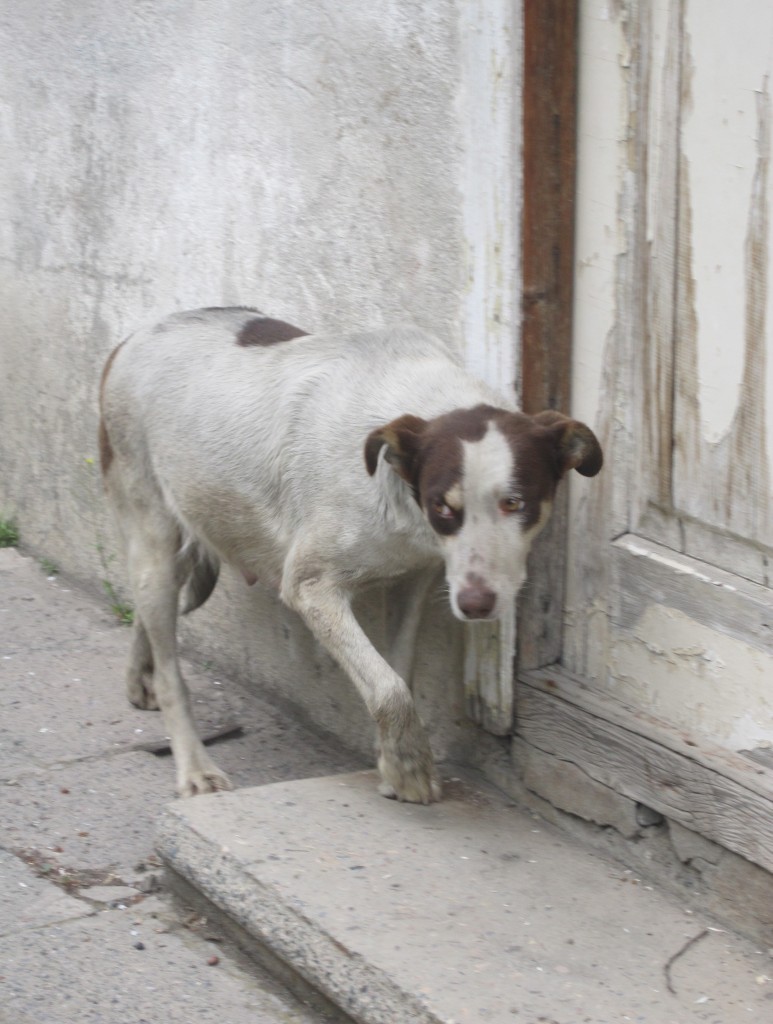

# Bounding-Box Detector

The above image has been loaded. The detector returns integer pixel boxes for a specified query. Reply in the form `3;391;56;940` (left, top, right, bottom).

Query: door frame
517;0;579;671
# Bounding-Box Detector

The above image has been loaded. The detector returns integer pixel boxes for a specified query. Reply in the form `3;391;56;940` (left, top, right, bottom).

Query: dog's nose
457;584;497;620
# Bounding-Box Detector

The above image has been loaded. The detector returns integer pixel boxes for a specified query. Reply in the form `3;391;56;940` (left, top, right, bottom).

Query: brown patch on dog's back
236;317;308;347
98;342;125;476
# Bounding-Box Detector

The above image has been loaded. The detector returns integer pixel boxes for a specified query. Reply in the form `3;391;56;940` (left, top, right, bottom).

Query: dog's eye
433;500;456;520
499;496;525;515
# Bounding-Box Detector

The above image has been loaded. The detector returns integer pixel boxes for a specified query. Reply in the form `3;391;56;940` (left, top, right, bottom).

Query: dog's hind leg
124;514;232;796
126;614;157;709
125;536;200;711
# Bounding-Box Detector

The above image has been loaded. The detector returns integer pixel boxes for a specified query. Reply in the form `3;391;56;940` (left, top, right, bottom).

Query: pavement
2;545;773;1024
0;546;363;1023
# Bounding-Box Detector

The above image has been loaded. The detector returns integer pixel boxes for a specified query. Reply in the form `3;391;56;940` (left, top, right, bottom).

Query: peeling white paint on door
610;604;773;749
682;0;773;448
566;0;773;756
570;4;626;434
458;0;521;398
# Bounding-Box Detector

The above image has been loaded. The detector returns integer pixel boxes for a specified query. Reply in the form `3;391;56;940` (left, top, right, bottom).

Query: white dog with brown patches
99;308;602;803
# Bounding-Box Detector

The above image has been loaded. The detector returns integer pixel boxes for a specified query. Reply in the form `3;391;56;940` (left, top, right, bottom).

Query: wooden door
519;0;773;877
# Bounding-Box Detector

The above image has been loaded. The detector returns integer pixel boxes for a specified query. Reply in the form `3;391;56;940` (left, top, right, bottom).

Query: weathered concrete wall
0;0;520;765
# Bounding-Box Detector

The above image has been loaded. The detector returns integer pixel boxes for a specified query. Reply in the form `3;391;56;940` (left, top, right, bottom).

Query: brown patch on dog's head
236;317;308;347
365;405;499;526
365;404;602;535
364;414;429;487
366;403;603;623
98;342;125;476
416;405;500;532
491;409;602;528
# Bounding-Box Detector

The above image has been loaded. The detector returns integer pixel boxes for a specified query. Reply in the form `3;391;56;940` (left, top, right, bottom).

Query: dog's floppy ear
364;414;429;482
533;410;603;478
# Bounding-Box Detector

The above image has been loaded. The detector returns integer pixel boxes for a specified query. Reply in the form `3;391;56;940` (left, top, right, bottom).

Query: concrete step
156;771;772;1024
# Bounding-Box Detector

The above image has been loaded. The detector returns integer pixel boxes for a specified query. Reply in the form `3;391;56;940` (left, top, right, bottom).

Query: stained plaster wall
0;1;521;765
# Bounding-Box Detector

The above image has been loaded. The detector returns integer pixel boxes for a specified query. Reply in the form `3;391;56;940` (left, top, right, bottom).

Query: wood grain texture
518;667;773;873
521;0;577;414
672;41;772;548
612;534;773;655
463;606;515;736
517;0;579;672
635;0;684;517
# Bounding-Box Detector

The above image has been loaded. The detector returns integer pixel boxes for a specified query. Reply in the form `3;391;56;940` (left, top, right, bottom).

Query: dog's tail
180;547;220;615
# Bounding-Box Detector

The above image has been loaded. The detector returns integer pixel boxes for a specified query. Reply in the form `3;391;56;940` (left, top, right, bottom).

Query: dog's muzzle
456;581;497;620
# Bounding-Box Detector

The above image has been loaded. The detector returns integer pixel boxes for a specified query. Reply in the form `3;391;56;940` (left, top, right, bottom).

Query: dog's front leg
286;574;441;804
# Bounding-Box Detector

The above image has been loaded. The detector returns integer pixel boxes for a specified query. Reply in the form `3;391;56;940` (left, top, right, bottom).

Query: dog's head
365;405;602;622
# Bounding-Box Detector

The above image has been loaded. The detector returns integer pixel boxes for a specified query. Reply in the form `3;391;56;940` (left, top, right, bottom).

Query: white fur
444;424;534;620
100;314;550;804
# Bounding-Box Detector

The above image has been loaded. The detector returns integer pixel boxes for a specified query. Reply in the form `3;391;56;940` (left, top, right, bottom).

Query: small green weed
0;519;19;547
102;578;134;626
40;557;59;576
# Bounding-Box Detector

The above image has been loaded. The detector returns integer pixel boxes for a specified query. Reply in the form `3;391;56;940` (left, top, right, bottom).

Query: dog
99;308;602;803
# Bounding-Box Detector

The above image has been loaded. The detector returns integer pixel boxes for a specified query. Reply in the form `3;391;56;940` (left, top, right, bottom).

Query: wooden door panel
564;0;773;744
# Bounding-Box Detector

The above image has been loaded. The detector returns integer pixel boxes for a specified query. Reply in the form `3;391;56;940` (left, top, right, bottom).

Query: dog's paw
177;764;233;798
378;773;442;804
126;676;159;711
377;721;442;805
